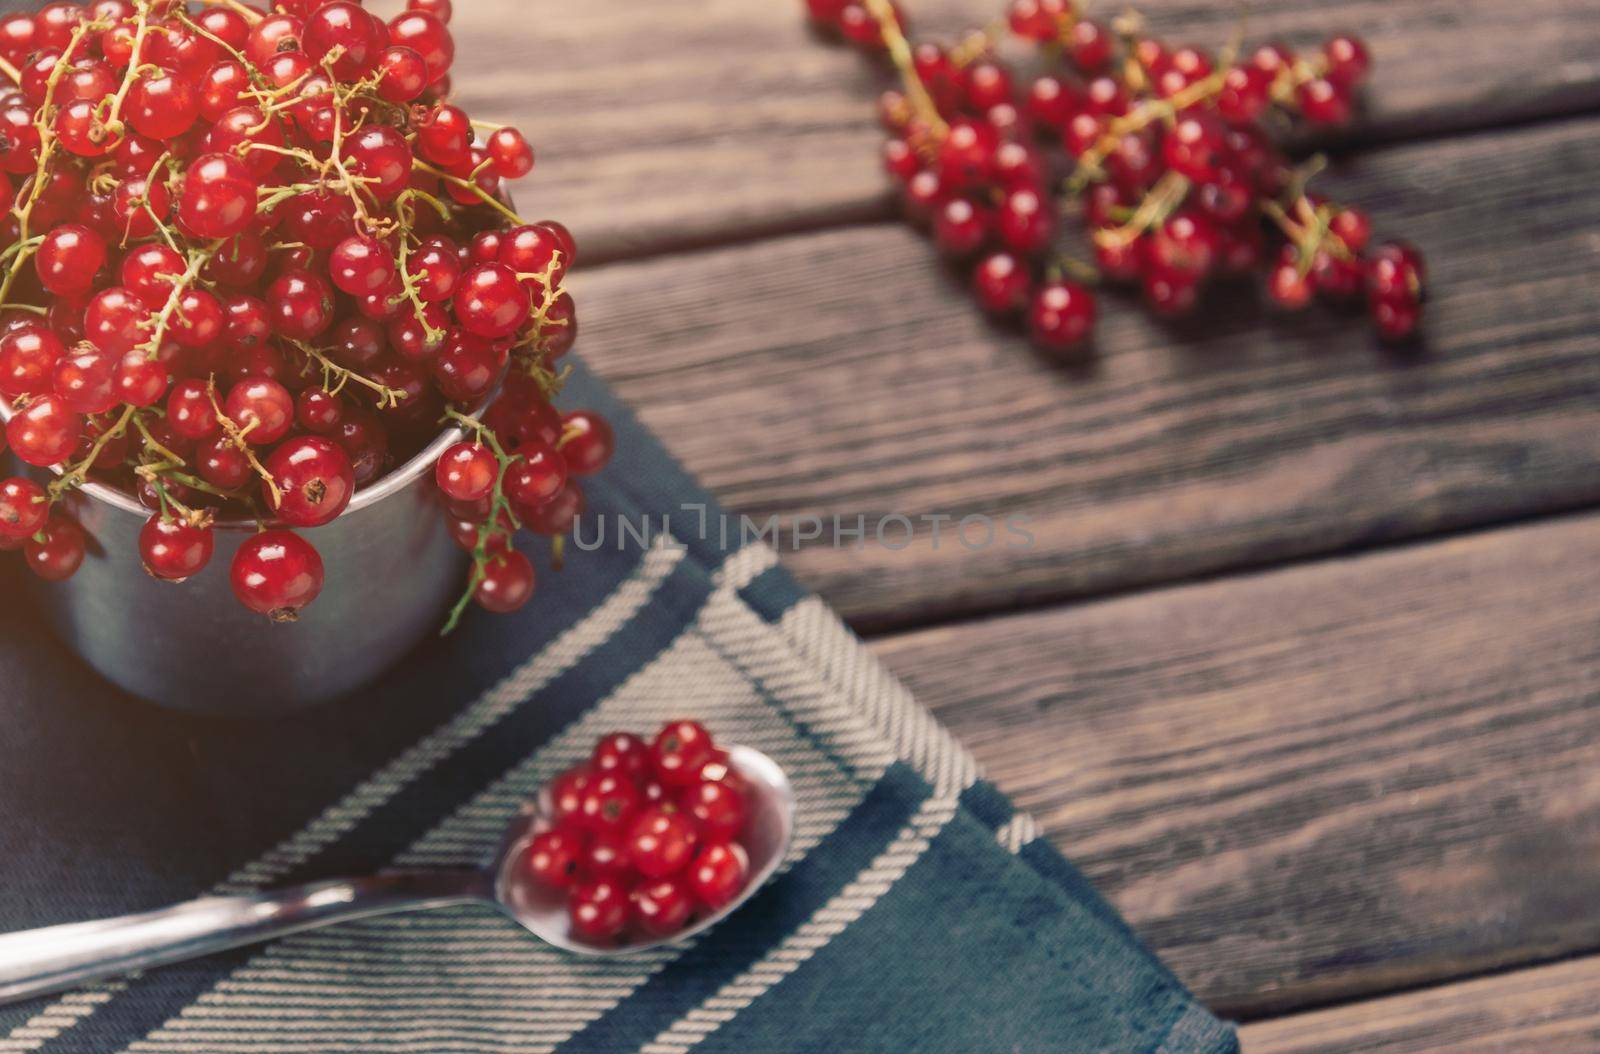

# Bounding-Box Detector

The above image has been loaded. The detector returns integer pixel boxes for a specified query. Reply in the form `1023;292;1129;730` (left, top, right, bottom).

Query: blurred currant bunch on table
0;0;614;630
803;0;1429;357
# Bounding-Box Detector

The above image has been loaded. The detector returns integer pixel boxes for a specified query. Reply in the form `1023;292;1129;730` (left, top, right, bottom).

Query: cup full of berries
0;0;615;712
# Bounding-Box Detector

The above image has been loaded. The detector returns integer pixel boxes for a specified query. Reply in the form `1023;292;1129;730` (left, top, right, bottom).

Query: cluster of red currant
521;721;755;945
0;0;613;628
803;0;1428;355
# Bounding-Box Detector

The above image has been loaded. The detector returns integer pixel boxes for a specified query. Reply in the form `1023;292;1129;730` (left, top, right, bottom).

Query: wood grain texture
570;115;1600;630
453;0;1600;260
1240;956;1600;1052
869;511;1600;1018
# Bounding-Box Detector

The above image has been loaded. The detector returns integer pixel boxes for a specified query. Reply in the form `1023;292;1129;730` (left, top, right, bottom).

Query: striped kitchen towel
0;361;1237;1053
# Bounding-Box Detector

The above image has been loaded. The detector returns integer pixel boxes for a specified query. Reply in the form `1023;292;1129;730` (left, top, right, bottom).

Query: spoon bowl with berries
0;723;794;1005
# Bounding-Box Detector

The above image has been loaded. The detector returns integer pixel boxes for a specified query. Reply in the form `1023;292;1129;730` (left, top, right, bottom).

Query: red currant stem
510;253;570;360
390;197;449;342
396;187;452;224
244;142;326;168
862;0;949;141
138;469;203;526
551;533;566;572
0;19;95;311
440;408;527;636
173;10;254;71
0;235;45;269
0;54;20;87
100;2;156;138
1049;255;1103;286
151;462;235;506
468;119;507;132
198;0;264;25
133;415;184;466
1092;170;1190;250
208;385;282;506
47;404;138;502
287;339;409;407
137;241;223;360
410;159;526;226
946;21;1008;68
1067;70;1225;193
325;87;380;232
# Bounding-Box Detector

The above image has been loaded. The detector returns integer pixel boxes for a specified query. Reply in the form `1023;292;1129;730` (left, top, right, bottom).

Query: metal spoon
0;745;795;1005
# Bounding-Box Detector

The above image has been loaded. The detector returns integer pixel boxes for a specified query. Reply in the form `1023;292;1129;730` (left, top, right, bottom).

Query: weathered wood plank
569;115;1600;629
1240;956;1600;1052
869;512;1600;1017
455;0;1600;259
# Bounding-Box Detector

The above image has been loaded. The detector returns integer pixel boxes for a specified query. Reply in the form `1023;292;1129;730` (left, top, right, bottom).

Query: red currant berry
138;515;214;582
474;550;535;613
559;411;613;475
0;324;64;399
996;187;1055;256
126;66;198;140
579;772;643;833
1366;241;1426;302
1028;279;1096;355
504;442;568;516
454;263;531;339
166;379;220;441
264;436;354;528
580;829;629;876
549;765;593;828
386;10;453;84
435;441;498;503
53;348;117;414
246;13;303;68
631;877;693;937
1323;34;1371;86
231;529;324;620
24;514;86;582
591;732;650;781
687;841;749;911
302;1;380;78
224;378;294;445
627;807;699;879
524;480;584;536
7;391;79;467
933;196;993;257
342;125;413;201
329;234;397;296
295;387;344;435
178;153;259;238
523;829;583;890
972;251;1033;315
376;45;428;101
680;779;747;840
266;269;335;339
1298;77;1352;125
35;223;104;295
196;436;251;490
113;350;168;407
0;476;48;540
567;877;628;942
487;126;534;179
650;720;716;787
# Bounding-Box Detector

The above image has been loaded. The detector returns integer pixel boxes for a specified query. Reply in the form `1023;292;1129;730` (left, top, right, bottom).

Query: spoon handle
0;869;490;1005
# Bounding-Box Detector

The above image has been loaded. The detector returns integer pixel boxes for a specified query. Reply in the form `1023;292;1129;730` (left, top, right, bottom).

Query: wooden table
448;0;1600;1046
3;0;1588;1047
449;0;1600;1043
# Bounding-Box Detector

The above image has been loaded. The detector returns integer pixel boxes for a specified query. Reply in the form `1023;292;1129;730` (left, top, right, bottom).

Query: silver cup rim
0;397;465;530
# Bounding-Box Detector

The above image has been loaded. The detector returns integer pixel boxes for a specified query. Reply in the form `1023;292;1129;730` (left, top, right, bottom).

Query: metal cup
1;412;469;715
